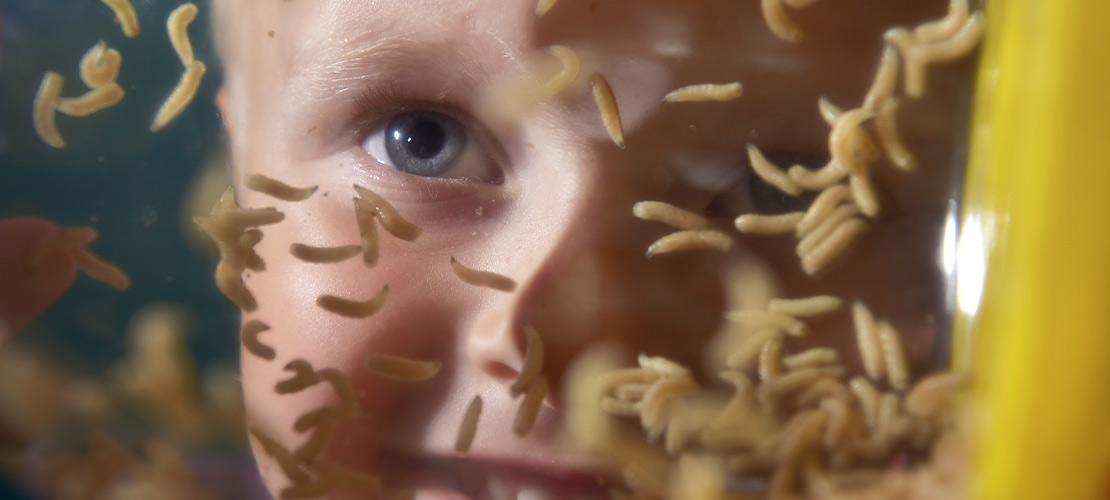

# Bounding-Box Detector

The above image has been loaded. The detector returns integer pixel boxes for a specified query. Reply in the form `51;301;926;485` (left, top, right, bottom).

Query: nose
464;135;729;406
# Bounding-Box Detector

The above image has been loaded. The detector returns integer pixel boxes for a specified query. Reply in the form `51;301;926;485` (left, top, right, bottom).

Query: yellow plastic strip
958;0;1110;498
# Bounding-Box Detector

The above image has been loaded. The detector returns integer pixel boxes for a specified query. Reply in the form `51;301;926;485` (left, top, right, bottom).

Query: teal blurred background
0;1;263;498
0;0;237;377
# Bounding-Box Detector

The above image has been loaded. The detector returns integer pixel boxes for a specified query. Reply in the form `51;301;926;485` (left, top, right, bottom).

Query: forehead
226;0;946;155
239;0;921;82
262;0;532;76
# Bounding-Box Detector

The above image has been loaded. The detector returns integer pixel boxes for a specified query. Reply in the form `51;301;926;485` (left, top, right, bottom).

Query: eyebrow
287;29;494;105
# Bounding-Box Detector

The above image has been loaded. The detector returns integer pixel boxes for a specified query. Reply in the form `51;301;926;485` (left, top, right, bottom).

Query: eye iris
398;120;447;159
384;111;467;177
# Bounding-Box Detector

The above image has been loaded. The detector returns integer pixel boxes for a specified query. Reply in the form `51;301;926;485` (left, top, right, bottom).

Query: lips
378;452;615;500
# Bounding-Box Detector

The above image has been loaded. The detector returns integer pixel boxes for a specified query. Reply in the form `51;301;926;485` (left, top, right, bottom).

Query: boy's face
221;0;966;497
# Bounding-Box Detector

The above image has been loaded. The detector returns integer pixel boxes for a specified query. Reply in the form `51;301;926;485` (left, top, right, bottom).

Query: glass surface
0;1;983;499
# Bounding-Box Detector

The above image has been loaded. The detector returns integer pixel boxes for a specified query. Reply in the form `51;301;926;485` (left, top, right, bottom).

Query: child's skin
0;218;78;343
215;0;968;497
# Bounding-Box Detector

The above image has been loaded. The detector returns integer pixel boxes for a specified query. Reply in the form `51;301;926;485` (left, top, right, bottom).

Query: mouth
381;452;616;500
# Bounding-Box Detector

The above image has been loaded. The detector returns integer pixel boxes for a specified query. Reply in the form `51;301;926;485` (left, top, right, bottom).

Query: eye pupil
748;150;825;215
383;110;468;177
750;176;813;215
706;150;825;218
398;120;447;159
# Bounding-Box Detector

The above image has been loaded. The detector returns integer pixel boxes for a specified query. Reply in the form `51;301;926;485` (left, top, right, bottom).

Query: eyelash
351;82;465;130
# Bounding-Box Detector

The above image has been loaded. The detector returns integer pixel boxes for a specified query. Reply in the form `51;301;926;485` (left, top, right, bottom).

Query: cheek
236;190;478;445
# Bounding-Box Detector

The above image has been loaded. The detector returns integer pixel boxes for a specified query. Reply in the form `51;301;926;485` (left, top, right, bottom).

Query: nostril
466;306;529;383
480;360;520;382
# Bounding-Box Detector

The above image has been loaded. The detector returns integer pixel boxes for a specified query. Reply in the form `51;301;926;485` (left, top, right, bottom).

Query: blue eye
386;111;465;176
364;110;496;180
